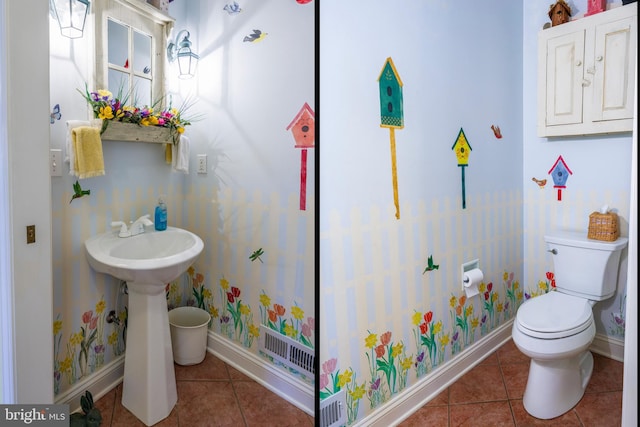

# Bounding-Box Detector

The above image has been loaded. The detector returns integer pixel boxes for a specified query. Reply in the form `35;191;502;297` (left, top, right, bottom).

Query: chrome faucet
111;214;154;238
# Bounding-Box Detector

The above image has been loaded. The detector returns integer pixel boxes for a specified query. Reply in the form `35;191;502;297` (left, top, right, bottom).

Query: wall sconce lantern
50;0;90;39
167;30;199;79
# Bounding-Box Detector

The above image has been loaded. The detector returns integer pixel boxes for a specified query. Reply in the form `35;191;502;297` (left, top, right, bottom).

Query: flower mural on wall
412;310;445;376
53;297;115;395
217;277;259;347
609;294;626;337
319;358;365;425
449;294;476;353
259;290;314;349
525;271;556;300
364;331;410;409
479;281;499;332
503;271;521;319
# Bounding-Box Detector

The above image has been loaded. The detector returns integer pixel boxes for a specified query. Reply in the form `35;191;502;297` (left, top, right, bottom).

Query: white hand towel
172;134;190;173
66;120;91;175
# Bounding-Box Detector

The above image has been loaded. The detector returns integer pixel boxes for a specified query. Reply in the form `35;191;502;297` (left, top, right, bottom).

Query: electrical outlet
26;225;36;244
50;149;62;177
197;154;207;174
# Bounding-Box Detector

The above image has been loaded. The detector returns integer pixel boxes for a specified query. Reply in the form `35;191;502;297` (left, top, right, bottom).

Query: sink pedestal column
121;282;177;426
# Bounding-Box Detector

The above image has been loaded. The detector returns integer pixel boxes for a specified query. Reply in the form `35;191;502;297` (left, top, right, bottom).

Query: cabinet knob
576;60;582;66
582;79;591;87
596;55;603;62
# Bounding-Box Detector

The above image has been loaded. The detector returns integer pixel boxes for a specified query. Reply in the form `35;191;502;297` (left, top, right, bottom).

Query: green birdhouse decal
452;128;472;166
378;57;404;129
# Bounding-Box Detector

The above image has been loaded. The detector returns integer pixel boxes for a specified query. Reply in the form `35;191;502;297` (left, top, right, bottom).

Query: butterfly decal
223;1;242;14
143;66;151;74
50;104;61;124
296;0;312;3
249;248;264;263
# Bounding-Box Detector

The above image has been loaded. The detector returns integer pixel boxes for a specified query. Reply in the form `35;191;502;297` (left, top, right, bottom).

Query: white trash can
168;307;211;365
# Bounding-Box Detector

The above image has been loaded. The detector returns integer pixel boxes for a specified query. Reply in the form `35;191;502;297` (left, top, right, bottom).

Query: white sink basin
85;226;204;286
84;225;204;426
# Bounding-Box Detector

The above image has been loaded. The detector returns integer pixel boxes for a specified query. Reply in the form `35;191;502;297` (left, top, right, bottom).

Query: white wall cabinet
537;3;637;137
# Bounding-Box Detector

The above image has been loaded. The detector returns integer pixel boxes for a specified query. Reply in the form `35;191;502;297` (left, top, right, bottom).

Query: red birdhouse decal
286;102;315;149
287;102;315;211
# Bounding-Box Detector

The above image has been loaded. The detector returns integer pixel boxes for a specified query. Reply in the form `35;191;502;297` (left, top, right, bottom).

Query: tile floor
94;339;623;427
93;352;315;426
399;339;624;427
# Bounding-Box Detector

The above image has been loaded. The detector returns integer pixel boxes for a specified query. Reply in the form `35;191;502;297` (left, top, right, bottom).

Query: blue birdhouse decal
378;57;404;129
548;155;573;201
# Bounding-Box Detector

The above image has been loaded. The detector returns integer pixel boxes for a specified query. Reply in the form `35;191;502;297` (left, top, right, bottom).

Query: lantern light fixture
50;0;90;39
167;30;199;79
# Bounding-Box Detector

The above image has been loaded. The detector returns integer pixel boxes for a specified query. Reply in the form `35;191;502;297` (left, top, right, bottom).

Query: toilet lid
517;291;593;339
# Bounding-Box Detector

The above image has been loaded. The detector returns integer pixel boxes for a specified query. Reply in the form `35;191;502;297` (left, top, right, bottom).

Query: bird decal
491;125;502;139
532;177;547;189
243;29;268;43
423;255;439;274
223;1;242;14
70;180;90;203
249;247;264;263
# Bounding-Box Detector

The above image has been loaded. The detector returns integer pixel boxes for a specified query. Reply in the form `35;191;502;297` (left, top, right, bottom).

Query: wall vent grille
319;389;347;427
258;325;315;377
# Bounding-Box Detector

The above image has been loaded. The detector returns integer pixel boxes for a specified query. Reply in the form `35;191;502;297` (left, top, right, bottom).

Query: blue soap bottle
154;196;167;231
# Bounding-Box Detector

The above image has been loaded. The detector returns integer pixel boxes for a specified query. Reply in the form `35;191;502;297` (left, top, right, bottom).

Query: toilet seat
516;291;593;339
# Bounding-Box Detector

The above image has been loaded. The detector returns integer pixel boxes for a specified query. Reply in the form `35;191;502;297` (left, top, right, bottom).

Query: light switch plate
50;149;62;177
197;154;207;174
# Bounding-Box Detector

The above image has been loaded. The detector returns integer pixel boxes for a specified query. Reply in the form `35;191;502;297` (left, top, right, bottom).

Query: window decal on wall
377;57;404;219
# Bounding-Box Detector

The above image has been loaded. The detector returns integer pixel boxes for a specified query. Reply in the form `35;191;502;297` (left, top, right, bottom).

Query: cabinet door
543;30;585;127
590;15;637;122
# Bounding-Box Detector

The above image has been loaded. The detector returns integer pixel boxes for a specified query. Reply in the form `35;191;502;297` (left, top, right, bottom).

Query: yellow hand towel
72;126;105;179
165;143;172;164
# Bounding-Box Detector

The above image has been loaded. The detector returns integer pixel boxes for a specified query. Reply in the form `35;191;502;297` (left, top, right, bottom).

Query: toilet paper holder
461;259;480;291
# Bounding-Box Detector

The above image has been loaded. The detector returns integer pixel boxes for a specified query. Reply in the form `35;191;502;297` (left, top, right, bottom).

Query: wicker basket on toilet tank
587;211;619;241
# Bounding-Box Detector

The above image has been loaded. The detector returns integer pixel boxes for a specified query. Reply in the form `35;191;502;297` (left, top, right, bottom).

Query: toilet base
523;350;593;419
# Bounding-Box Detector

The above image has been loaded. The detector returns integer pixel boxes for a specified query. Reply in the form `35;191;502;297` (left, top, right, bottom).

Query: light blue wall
49;0;315;399
320;0;632;424
522;0;632;335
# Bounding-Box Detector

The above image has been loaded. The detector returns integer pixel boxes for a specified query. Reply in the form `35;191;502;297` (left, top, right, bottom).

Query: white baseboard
352;321;514;427
54;355;125;413
590;333;625;362
207;331;314;416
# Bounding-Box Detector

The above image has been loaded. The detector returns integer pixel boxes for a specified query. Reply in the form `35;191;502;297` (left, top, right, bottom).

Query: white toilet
512;230;628;420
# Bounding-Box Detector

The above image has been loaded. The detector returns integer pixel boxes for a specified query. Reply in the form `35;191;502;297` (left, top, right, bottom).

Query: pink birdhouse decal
286;102;315;210
548;155;573;201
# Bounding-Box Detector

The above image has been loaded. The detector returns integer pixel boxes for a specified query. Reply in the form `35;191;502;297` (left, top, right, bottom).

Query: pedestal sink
85;226;204;426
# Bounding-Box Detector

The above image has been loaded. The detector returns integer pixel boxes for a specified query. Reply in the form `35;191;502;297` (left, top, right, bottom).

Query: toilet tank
544;230;628;301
